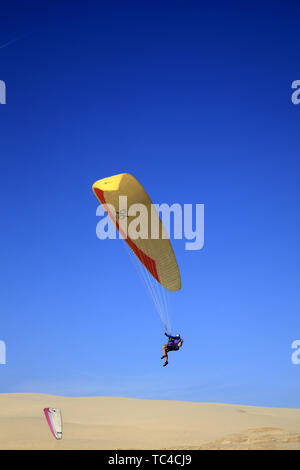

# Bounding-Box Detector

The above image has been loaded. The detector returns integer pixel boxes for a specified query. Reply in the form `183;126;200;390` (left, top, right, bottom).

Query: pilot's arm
165;333;180;340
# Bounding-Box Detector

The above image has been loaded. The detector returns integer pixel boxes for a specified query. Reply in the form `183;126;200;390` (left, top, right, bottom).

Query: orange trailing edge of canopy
92;173;181;291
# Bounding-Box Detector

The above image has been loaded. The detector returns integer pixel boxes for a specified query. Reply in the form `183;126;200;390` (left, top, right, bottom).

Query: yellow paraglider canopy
92;173;181;291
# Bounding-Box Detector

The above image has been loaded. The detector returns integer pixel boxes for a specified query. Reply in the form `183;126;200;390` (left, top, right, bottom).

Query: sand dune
0;393;299;450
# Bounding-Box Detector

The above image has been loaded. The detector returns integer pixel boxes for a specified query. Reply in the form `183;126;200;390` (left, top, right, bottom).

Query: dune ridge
0;393;299;450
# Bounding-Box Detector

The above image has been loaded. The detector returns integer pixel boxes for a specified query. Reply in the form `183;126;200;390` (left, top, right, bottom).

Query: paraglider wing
43;407;63;440
92;173;181;291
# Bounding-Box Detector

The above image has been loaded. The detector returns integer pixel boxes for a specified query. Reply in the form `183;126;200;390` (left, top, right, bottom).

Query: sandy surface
0;393;299;450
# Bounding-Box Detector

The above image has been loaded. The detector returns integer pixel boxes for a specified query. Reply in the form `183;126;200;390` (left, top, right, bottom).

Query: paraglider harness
165;333;183;352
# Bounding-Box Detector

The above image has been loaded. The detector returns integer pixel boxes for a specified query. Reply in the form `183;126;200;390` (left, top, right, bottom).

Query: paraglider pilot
161;333;183;367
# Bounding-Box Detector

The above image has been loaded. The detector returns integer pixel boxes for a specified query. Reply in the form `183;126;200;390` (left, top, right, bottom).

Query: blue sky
1;1;300;407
